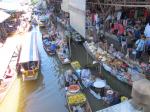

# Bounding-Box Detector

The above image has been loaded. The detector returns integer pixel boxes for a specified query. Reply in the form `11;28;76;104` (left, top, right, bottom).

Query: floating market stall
83;41;145;86
85;0;150;79
71;61;128;105
66;84;92;112
42;33;57;55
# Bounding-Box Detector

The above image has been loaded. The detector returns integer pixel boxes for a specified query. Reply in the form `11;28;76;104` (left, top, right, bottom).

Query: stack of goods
66;84;91;112
68;93;86;106
57;41;70;64
71;61;81;70
84;41;97;58
84;41;144;86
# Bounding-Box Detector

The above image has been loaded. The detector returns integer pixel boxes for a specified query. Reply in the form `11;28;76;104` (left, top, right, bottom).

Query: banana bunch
68;93;86;105
72;62;81;70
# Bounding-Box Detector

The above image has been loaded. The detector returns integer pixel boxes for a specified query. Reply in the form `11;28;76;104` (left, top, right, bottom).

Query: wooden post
68;35;71;58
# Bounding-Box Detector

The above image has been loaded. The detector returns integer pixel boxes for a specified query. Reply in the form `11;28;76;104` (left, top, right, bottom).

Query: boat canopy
19;30;39;63
0;10;10;23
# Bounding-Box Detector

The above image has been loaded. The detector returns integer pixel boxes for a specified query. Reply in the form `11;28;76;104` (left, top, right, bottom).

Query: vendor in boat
65;69;78;87
80;66;94;87
62;45;69;58
50;41;57;52
110;92;121;106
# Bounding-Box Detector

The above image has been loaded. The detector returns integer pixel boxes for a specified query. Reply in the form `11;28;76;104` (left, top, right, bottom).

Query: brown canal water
0;26;131;112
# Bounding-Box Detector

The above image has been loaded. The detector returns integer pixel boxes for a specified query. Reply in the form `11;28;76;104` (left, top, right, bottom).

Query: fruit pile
68;93;86;105
68;85;80;92
71;61;81;70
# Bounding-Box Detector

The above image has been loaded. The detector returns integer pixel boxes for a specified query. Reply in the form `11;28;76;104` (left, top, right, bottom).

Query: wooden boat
65;74;92;112
18;30;40;81
0;46;20;103
66;92;92;112
56;45;71;64
42;34;56;56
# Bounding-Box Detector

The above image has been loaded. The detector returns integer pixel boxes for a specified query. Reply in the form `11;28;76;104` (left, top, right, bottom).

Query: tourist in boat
64;69;78;87
80;66;93;87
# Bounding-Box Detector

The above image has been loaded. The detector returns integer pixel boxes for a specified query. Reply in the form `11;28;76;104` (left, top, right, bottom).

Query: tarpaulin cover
132;79;150;110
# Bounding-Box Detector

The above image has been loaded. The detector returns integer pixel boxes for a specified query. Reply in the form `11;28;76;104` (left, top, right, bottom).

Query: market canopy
0;2;24;12
132;79;150;111
0;10;10;23
19;29;39;63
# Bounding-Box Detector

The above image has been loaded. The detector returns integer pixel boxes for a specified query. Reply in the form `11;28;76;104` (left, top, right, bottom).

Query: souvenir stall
83;41;145;86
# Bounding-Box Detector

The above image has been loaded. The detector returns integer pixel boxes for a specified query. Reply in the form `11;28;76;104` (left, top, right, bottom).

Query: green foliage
31;0;38;5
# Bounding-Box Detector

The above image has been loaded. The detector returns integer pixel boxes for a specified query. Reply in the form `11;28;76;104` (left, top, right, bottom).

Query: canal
0;25;131;112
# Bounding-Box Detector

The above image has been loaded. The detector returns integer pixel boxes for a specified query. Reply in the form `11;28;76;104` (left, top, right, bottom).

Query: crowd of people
86;7;150;64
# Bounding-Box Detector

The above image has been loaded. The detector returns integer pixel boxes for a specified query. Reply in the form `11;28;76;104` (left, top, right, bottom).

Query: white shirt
144;23;150;38
81;69;91;79
117;11;122;21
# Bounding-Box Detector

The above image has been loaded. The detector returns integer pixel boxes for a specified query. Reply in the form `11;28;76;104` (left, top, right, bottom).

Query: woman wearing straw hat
64;69;78;87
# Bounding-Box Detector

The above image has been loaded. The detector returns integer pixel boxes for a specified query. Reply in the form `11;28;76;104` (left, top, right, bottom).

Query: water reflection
22;27;68;112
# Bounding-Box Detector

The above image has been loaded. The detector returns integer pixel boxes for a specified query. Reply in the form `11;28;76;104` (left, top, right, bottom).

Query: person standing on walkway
64;69;78;87
144;21;150;62
135;35;146;63
126;31;134;59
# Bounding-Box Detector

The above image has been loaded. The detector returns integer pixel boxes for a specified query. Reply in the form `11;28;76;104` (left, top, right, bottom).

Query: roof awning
0;2;23;12
0;10;10;23
132;79;150;106
19;29;39;63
